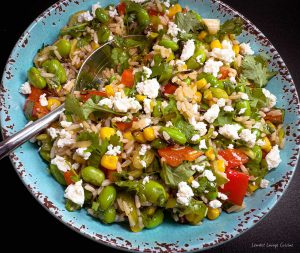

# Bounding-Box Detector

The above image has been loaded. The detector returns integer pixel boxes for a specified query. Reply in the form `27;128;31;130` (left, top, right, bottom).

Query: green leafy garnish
160;162;196;188
173;118;199;143
175;11;202;33
241;55;277;87
151;62;173;83
213;110;234;126
249;88;268;109
60;23;88;36
218;17;243;36
161;98;180;121
111;48;129;73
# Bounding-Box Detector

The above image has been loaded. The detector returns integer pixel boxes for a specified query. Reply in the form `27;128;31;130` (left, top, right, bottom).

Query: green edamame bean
235;84;246;93
81;166;105;186
97;185;117;211
39;150;50;162
159;127;187;145
184;78;191;85
151;139;167;149
27;67;47;89
235;100;251;116
100;206;116;224
56;39;71;57
144;209;164;229
198;73;223;89
186;48;206;69
209;87;229;99
206;191;218;201
49;164;66;186
42;59;67;84
159;39;179;51
137;9;150;27
97;25;110;44
95;8;109;23
65;199;81;212
252;145;262;163
132;148;155;169
141;180;168;206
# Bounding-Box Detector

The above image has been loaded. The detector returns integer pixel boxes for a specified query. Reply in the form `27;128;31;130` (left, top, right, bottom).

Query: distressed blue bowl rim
1;0;299;252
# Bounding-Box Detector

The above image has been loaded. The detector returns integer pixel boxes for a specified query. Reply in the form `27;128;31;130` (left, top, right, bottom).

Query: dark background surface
0;0;299;252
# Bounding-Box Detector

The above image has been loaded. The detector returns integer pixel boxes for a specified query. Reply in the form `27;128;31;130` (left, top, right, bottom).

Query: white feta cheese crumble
260;179;269;188
212;131;218;139
265;145;281;170
153;45;172;59
142;176;150;185
157;24;164;31
203;104;220;123
19;82;31;94
239;108;246;115
75;147;91;160
60;120;72;128
47;127;59;139
64;180;85;206
91;2;101;17
209;40;235;64
239;43;254;55
110;92;142;113
199;139;207;150
239;92;249;100
98;98;113;108
229;76;237;84
176;182;194;206
136;78;160;99
191;164;205;172
140;160;147;168
108;6;118;18
217;98;226;107
191;180;200;188
180;39;195;61
167;22;181;37
262;88;277;108
218;124;241;140
131;0;147;3
256;139;265;146
223;105;234;112
228;144;234;149
56;129;75;148
77;11;93;23
163;0;170;8
139;144;151;156
209;199;222;208
106;145;121;156
142;66;152;79
217;192;228;200
202;170;216;181
190;118;207;136
39;93;48;106
165;121;173;127
191;134;200;142
143;98;152;114
51;155;70;172
161;101;168;109
239;129;256;147
203;58;223;77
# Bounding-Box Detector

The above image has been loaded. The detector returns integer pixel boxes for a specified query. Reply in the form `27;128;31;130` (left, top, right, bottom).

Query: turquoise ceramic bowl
1;0;299;252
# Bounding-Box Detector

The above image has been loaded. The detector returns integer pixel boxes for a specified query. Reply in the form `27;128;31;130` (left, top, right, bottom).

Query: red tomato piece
121;69;134;87
158;146;203;167
64;170;76;186
80;90;107;102
218;66;229;80
116;2;126;15
163;83;178;95
218;149;249;170
220;169;249;206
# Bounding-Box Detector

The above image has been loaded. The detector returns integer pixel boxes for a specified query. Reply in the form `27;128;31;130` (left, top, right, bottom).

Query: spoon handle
0;104;65;160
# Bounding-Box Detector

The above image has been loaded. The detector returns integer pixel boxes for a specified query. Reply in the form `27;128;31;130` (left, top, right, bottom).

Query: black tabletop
0;1;299;252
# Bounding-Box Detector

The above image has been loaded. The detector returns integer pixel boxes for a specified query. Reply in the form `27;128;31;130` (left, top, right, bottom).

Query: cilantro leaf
151;62;173;83
65;94;85;119
77;132;100;148
173;118;198;143
175;10;202;33
213;110;234;126
160;162;195;188
219;17;243;36
111;48;129;73
161;98;180;121
241;55;277;87
248;88;268;109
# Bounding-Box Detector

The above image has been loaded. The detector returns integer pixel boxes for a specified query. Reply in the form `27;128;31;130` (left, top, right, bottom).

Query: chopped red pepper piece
80;90;107;102
121;69;134;87
116;2;126;15
218;149;249;170
64;170;76;186
163;83;178;95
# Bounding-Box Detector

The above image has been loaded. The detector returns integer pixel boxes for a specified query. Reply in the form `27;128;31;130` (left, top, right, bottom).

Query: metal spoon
0;37;136;159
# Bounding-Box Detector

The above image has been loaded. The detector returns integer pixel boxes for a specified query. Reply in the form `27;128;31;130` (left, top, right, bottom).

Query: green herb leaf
111;48;129;73
161;98;180;121
77;131;100;148
173;118;198;143
65;94;85;119
160;162;195;188
151;62;173;83
213;110;234;126
175;11;202;33
219;17;243;36
248;88;268;109
241;55;277;87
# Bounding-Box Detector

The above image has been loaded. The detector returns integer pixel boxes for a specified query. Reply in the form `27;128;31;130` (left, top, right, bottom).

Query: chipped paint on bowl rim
1;0;299;252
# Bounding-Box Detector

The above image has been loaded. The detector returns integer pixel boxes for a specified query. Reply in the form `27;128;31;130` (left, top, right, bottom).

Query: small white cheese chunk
75;147;91;160
139;144;151;156
199;139;207;150
39;93;48;107
262;88;277;108
19;82;31;94
209;199;222;208
51;155;70;172
64;180;85;206
60;121;72;128
239;43;254;55
203;104;220;123
180;39;195;61
265;145;281;170
136;78;160;99
177;182;194;206
142;176;150;185
191;180;200;189
239;129;256;147
202;170;216;181
218;124;241;140
191;165;205;172
260;179;270;188
217;192;228;200
77;11;93;22
203;58;223;77
105;144;122;156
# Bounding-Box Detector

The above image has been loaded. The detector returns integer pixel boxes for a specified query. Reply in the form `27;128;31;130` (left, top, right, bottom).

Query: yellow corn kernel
47;98;61;111
195;78;208;90
194;92;202;103
101;155;118;170
198;31;208;40
261;136;272;152
136;94;146;102
134;131;147;143
150;100;155;110
166;52;175;62
91;41;100;50
123;131;134;141
203;89;213;100
232;44;240;55
143;127;156;141
248;183;259;193
177;63;187;72
99;127;116;140
105;85;115;96
166;198;177;209
213;159;225;172
205;147;215;161
229;34;235;40
167;4;182;17
210;39;222;49
188;176;194;184
207;207;220;220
